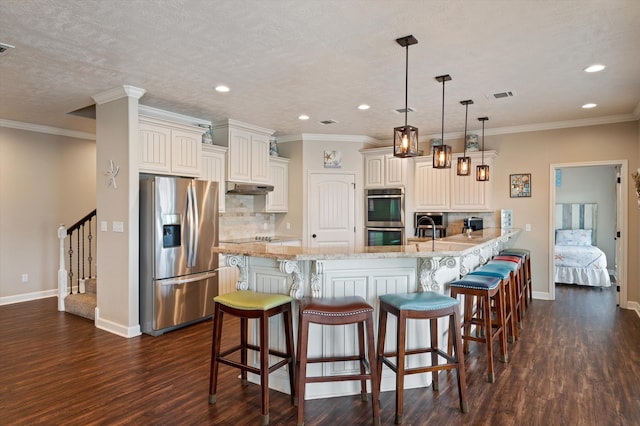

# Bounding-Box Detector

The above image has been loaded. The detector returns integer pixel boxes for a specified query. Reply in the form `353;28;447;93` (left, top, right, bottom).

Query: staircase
64;278;97;320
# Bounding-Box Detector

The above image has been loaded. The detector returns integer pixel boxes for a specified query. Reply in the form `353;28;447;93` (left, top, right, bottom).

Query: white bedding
554;244;611;287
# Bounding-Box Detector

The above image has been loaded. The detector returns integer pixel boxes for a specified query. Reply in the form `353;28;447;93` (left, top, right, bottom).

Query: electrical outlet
525;224;532;231
21;274;29;283
263;223;268;230
286;222;291;230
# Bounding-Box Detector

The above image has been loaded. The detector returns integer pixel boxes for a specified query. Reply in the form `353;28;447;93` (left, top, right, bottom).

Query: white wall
556;165;617;264
0;126;95;302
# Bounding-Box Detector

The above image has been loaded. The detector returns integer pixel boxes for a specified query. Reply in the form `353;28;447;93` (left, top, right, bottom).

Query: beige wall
0;127;95;301
489;121;639;303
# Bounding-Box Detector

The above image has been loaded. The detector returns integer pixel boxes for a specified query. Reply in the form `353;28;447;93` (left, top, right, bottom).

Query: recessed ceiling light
298;115;310;120
214;85;230;92
358;104;370;110
584;64;605;73
582;103;597;109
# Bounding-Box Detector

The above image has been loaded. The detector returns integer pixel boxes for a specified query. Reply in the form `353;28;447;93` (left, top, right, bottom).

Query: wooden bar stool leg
209;305;224;403
283;308;296;405
395;310;407;425
296;315;309;426
259;312;270;426
451;309;468;413
483;292;495;383
364;311;381;426
430;318;439;391
496;284;508;364
240;317;248;385
376;307;388;396
357;321;368;401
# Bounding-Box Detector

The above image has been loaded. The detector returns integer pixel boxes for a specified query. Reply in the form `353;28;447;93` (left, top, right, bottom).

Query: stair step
80;277;97;294
65;293;96;320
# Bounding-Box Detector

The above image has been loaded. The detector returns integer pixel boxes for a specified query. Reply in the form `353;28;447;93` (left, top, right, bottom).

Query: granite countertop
213;228;521;261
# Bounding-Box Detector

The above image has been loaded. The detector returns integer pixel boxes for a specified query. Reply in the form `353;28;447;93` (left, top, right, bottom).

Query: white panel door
308;172;356;249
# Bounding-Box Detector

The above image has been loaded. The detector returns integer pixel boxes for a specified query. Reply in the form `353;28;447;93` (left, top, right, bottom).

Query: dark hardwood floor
1;284;639;425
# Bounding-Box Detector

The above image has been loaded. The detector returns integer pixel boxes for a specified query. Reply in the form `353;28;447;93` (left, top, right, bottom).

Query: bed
554;203;611;287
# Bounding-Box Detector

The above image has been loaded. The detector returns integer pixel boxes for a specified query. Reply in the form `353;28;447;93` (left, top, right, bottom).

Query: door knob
312;234;317;238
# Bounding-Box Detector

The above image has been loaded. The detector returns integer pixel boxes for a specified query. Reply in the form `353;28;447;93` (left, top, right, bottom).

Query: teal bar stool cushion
469;264;512;280
500;249;529;257
379;291;459;311
487;260;519;273
450;275;501;290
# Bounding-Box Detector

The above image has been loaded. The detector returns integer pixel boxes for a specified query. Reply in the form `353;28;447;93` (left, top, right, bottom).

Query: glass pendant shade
476;164;490;181
433;144;452;168
457;99;474;176
457;156;471;175
433;74;452;168
393;35;421;158
394;125;420;157
476;116;490;182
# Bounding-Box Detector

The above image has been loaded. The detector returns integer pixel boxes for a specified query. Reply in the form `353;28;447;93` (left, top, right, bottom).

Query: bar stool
488;256;524;329
296;296;380;426
449;274;507;383
500;249;532;308
469;263;519;343
208;290;295;426
377;292;468;424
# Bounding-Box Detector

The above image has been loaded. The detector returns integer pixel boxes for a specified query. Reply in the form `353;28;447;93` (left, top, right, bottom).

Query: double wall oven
365;188;404;246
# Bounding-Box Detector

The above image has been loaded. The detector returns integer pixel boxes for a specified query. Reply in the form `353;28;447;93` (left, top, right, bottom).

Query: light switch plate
112;221;124;233
100;221;108;232
525;224;532;231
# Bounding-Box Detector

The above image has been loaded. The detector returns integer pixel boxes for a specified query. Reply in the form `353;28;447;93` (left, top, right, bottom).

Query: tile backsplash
219;194;275;241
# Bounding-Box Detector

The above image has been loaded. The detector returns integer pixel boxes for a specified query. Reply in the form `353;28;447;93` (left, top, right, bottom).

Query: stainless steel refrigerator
139;175;219;335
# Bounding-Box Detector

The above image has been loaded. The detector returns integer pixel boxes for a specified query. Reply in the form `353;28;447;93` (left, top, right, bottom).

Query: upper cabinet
266;157;289;212
362;148;407;188
139;115;202;177
414;151;497;212
211;119;273;184
200;144;227;212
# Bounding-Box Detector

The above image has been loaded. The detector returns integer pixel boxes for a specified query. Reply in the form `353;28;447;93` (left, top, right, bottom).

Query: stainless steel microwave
365;188;404;228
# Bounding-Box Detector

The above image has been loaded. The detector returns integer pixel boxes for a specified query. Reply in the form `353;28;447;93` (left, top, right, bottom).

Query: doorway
548;160;628;308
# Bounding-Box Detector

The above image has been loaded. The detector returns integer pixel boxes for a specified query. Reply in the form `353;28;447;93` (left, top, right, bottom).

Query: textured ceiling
1;0;639;142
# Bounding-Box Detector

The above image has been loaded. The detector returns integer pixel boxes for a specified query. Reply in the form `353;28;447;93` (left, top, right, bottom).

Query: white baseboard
0;289;57;306
94;308;142;338
532;290;552;300
627;300;640;318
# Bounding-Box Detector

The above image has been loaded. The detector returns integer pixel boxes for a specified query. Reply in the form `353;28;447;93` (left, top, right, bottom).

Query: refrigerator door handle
186;182;196;267
158;271;218;286
191;183;200;266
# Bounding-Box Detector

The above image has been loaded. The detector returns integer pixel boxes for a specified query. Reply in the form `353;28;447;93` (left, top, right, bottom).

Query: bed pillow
555;229;592;246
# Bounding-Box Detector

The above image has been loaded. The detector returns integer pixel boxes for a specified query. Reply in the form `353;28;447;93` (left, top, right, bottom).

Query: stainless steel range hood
226;182;274;195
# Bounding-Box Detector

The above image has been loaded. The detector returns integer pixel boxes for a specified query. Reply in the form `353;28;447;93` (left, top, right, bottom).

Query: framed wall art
510;173;531;198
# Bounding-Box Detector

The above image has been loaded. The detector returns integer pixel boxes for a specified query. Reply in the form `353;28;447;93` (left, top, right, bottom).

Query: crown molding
277;133;381;144
140;105;211;127
92;85;146;105
0;118;96;140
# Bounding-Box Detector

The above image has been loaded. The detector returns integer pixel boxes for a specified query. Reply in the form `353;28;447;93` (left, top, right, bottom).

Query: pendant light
433;75;452;168
457;100;473;176
393;35;421;158
476;117;490;181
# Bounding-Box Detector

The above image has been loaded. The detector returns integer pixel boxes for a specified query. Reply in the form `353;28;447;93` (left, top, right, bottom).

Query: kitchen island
213;228;520;399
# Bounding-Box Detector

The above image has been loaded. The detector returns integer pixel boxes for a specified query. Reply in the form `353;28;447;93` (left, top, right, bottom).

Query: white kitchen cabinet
139;116;202;177
413;151;496;212
266;157;289;212
211;119;273;184
414;157;451;210
200;144;227;212
362;148;406;188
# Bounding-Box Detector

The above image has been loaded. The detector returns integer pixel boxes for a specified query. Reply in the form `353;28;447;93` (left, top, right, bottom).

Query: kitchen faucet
415;215;436;251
